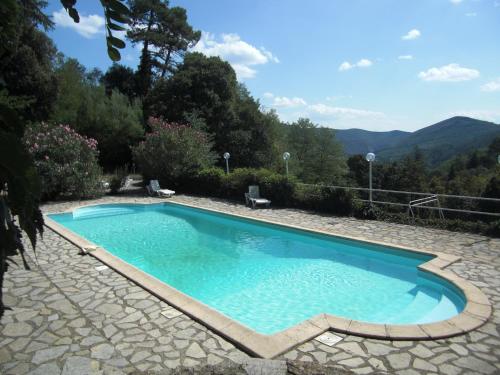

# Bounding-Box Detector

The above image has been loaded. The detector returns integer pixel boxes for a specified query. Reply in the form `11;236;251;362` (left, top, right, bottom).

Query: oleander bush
132;118;217;188
24;123;103;200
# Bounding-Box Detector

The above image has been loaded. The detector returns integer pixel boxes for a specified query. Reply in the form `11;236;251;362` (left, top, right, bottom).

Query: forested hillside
336;117;500;168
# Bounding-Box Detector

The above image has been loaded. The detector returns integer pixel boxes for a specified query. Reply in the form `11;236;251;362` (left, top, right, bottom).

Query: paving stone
90;343;115;360
454;356;497;374
2;322;33;337
1;195;499;375
130;351;150;363
27;362;60;375
386;353;411;370
96;304;123;316
363;342;399;356
80;336;105;346
32;345;69;364
338;357;365;367
413;357;437;372
185;342;206;359
62;356;100;375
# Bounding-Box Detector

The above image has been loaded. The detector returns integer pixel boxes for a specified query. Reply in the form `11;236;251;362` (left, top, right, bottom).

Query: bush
353;202;384;220
132;118;216;188
260;173;296;206
109;166;129;194
24;123;103;200
292;184;356;215
192;167;225;195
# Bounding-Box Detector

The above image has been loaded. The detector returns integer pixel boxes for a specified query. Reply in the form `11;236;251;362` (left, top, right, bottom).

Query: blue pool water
50;203;465;334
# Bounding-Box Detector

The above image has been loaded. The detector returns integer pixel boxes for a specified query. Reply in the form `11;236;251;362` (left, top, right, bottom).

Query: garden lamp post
223;152;230;174
366;152;376;204
283;152;290;176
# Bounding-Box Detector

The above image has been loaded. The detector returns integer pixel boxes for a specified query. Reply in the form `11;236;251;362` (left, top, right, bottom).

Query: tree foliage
61;0;130;61
132;117;216;187
148;53;279;168
284;118;346;184
128;0;200;96
51;58;144;170
101;63;137;100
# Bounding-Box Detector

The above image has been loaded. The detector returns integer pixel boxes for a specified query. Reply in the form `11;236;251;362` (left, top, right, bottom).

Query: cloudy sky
47;0;499;131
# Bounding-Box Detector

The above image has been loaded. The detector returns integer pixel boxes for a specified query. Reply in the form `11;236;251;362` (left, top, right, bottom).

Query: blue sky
46;0;500;131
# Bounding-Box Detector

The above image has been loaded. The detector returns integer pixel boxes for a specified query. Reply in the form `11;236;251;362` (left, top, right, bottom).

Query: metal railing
297;183;500;218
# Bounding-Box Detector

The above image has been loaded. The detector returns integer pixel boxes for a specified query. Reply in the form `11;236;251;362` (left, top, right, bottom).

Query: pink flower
44;155;49;160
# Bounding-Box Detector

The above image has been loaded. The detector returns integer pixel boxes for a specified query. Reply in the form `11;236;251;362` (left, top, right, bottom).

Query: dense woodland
0;0;499;315
4;1;499;191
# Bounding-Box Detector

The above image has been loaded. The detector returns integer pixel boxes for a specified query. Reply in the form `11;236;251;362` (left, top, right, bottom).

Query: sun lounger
148;180;175;198
245;185;271;209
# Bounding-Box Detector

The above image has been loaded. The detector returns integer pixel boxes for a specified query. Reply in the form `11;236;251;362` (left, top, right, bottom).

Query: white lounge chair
147;180;175;198
245;185;271;209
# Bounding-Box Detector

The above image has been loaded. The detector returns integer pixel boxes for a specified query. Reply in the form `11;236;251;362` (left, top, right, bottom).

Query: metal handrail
297;183;500;203
296;183;500;218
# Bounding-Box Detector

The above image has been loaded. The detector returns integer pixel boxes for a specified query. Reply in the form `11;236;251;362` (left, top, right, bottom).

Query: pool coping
43;200;492;359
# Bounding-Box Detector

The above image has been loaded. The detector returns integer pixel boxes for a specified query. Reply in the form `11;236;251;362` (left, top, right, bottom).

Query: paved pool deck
1;194;499;374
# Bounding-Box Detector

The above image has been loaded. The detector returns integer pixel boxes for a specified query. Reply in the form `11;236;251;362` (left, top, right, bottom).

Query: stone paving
1;193;499;374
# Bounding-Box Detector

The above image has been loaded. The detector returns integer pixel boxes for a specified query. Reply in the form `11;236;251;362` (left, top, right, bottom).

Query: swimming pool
49;203;466;335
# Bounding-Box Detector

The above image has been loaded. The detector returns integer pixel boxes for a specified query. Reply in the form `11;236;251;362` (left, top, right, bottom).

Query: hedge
179;167;500;238
183;167;356;216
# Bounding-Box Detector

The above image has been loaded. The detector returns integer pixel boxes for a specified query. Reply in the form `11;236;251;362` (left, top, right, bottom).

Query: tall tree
285;119;346;184
127;0;199;96
152;6;200;78
51;58;144;170
147;52;238;151
1;0;58;122
0;0;55;317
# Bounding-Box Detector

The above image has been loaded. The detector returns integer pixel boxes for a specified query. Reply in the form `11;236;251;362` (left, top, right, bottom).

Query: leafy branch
60;0;131;61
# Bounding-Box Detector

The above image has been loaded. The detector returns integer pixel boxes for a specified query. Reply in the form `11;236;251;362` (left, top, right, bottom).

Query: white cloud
339;61;355;71
260;47;280;63
398;55;413;60
450;0;463;4
53;8;104;38
338;59;373;72
418;63;480;82
402;29;421;40
356;59;373;68
263;92;274;99
231;64;257;79
481;78;500;92
191;32;279;80
308;103;384;119
272;96;307;108
465;12;477;16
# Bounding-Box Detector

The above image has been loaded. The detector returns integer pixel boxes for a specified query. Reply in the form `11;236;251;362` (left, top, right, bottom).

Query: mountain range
334;116;500;167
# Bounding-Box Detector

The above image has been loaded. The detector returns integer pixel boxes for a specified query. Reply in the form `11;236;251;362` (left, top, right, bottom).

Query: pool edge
43;201;492;359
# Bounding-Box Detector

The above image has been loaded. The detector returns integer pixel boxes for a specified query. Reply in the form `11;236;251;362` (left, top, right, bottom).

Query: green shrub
132;118;216;188
24;123;103;200
260;174;296;206
486;220;500;237
291;184;356;215
353;202;384;220
194;167;226;195
109;166;129;194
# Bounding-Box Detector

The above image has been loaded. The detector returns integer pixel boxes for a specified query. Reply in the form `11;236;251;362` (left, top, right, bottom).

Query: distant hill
335;129;410;155
335;117;500;167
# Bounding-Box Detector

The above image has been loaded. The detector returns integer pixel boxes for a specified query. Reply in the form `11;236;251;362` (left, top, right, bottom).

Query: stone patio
1;194;499;374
